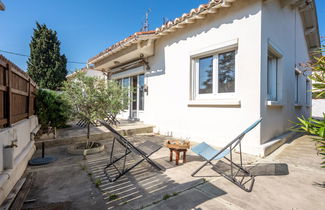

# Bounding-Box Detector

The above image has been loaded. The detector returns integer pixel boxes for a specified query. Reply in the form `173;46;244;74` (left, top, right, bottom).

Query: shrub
36;89;70;131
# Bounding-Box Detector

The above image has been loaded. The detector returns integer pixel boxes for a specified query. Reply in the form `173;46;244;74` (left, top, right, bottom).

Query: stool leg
176;151;179;165
169;149;173;162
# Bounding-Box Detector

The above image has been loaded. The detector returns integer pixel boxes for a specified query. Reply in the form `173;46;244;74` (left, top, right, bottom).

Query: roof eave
0;1;5;11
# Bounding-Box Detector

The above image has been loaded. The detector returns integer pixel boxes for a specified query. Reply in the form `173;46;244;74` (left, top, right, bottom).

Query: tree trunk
87;123;90;139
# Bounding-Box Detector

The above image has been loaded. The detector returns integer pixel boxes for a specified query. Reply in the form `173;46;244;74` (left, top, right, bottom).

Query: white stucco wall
312;99;325;118
0;116;38;204
84;69;106;79
260;0;311;145
144;0;263;154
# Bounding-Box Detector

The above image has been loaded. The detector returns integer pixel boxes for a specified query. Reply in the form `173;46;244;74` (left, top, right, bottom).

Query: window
294;71;299;104
198;56;213;94
122;77;130;106
117;79;122;87
194;50;236;98
139;74;145;111
267;51;278;101
218;51;235;93
306;79;311;106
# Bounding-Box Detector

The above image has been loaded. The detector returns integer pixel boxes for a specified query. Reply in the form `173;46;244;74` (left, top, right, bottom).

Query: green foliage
290;115;325;168
27;22;67;90
162;194;171;200
292;46;325;168
108;194;118;201
36;89;70;130
309;48;325;98
62;72;129;138
95;179;102;188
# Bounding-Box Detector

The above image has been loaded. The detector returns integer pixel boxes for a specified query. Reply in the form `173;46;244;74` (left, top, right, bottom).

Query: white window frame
266;41;283;104
267;52;278;101
192;48;237;100
294;69;301;104
306;78;311;106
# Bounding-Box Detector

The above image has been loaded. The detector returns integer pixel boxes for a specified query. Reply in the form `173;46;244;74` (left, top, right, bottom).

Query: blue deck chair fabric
191;118;262;192
191;142;230;160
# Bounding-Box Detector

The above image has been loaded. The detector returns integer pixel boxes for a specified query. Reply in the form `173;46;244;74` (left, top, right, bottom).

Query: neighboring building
88;0;320;156
0;1;5;11
312;99;325;119
66;66;106;80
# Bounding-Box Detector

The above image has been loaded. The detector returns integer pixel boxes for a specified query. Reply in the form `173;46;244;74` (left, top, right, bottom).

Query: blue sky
0;0;324;72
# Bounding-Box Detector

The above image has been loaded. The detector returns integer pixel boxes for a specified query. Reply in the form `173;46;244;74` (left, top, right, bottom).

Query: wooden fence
0;55;37;128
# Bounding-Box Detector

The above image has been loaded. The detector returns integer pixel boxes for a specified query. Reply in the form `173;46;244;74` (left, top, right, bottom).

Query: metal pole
42;142;45;158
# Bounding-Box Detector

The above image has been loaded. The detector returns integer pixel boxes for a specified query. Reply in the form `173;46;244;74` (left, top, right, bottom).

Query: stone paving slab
22;134;325;210
147;135;325;210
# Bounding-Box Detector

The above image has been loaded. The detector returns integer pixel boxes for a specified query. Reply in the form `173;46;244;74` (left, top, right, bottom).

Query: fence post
7;63;12;126
28;78;31;117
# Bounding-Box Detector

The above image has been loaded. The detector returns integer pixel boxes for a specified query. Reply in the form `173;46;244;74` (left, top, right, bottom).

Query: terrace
8;123;324;210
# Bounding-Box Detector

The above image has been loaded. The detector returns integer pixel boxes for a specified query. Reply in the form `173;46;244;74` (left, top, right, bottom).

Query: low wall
0;115;38;205
312;99;325;118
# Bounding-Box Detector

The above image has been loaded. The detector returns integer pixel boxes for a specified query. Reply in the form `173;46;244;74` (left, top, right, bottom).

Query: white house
67;66;106;80
88;0;320;156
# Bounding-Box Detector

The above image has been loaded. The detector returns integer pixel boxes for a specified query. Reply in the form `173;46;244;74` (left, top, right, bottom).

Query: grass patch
163;194;171;200
108;194;118;201
95;179;102;188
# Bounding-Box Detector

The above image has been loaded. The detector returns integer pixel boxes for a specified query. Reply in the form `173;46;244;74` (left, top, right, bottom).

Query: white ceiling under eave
299;0;321;58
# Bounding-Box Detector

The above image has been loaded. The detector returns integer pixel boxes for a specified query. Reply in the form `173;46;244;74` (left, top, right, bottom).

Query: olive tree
62;72;129;148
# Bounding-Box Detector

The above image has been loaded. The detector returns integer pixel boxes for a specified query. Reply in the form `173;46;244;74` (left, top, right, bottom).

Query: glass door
129;74;145;120
131;76;138;119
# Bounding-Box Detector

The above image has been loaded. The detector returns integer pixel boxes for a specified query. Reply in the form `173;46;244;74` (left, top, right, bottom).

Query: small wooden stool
169;148;187;165
165;140;190;166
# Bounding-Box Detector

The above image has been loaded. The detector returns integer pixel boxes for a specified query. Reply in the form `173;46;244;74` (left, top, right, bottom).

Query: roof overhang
90;36;157;70
300;0;321;58
282;0;321;58
88;0;234;68
0;1;5;11
89;0;321;69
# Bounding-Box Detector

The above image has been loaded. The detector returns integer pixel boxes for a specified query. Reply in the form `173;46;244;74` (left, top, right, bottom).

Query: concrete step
35;124;154;148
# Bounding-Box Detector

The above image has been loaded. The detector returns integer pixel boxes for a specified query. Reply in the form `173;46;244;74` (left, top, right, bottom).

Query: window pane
218;51;235;93
117;79;122;87
132;76;137;110
139;74;144;111
267;52;277;101
122;78;130;106
198;56;213;94
295;73;299;103
306;80;310;105
122;78;129;88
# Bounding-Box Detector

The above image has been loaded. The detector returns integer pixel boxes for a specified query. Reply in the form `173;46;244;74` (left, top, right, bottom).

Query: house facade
88;0;320;156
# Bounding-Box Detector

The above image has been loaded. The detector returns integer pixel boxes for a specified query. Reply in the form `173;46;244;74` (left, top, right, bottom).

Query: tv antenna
163;17;169;25
140;8;151;32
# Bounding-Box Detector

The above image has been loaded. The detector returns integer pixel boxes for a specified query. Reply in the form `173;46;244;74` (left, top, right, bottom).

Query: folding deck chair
99;120;162;182
191;118;262;192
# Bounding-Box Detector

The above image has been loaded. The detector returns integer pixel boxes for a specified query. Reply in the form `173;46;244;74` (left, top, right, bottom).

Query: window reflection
199;56;213;94
218;51;235;93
